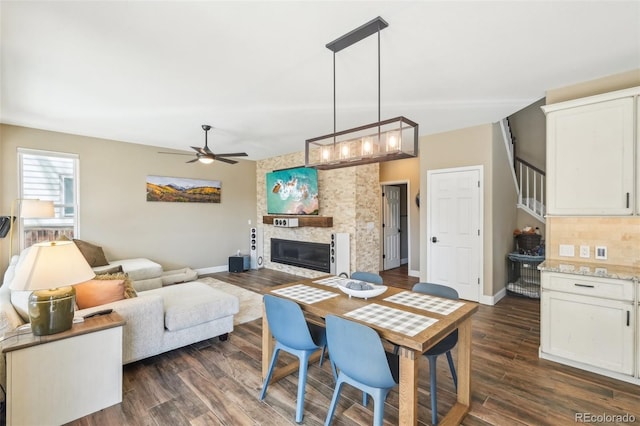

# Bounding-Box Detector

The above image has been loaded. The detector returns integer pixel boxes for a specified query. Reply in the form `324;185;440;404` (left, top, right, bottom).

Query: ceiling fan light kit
305;16;418;170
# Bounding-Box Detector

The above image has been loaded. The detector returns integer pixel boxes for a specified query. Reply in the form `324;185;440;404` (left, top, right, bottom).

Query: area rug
197;277;263;325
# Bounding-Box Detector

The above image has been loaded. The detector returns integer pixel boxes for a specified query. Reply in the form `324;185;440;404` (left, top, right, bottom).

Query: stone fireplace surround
256;151;381;278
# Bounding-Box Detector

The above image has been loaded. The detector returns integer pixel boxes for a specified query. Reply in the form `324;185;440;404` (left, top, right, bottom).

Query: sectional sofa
0;247;240;395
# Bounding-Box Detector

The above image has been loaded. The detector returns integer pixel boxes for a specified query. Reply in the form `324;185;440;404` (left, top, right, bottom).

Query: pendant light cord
333;51;336;140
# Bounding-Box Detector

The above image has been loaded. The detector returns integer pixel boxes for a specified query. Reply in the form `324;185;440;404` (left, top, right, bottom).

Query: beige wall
420;123;517;299
0;125;257;277
546;69;640;104
256;152;380;277
508;98;546;171
491;122;519;294
379;156;420;273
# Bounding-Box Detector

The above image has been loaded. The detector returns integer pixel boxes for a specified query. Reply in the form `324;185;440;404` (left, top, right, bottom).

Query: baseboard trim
195;265;228;275
480;287;507;306
408;269;420;278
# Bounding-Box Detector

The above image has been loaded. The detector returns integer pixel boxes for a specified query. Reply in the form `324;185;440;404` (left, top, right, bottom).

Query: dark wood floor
68;266;640;425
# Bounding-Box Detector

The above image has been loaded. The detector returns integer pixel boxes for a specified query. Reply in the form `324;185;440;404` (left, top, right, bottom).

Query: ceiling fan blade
190;146;207;155
158;151;194;156
215;152;248;157
203;145;214;155
186;158;199;163
216;157;238;164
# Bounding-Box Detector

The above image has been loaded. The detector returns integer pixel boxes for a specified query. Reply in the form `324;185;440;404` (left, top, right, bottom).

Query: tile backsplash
546;216;640;268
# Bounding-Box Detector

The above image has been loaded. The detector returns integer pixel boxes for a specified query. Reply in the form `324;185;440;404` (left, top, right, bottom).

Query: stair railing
516;157;546;219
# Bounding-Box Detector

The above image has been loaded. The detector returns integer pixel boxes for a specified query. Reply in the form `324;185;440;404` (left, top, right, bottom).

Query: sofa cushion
97;264;124;274
75;279;125;309
10;291;31;322
73;239;109;267
93;258;162;282
161;267;199;286
141;282;239;332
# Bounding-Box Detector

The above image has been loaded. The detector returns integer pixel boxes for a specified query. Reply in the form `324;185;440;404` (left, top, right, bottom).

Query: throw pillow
93;272;137;299
75;279;125;309
73;239;109;267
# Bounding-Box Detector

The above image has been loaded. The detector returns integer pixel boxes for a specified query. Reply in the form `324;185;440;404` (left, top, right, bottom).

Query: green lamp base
28;286;76;336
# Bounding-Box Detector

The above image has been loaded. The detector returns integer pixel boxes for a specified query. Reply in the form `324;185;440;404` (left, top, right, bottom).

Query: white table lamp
10;240;95;335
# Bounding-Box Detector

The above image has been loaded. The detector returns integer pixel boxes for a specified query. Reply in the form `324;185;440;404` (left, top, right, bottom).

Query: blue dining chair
324;315;399;426
350;271;383;285
260;294;332;423
412;282;459;425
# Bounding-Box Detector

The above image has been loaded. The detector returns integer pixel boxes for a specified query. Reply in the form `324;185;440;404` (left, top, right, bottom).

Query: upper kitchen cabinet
543;88;639;216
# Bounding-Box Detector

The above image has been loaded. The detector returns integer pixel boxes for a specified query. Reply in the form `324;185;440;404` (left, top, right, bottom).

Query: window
18;148;79;249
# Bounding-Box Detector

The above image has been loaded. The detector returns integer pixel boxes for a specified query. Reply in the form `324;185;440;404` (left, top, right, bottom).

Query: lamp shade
20;199;55;218
10;241;95;292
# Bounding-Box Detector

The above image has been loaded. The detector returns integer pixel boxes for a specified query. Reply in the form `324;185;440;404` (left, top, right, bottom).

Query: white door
427;167;481;301
383;185;401;270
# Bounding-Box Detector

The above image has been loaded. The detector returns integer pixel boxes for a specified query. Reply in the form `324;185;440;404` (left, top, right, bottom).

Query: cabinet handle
574;283;594;288
626;192;630;208
627;311;630;327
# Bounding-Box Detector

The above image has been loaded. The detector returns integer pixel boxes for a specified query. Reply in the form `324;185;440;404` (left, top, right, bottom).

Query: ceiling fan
159;125;248;164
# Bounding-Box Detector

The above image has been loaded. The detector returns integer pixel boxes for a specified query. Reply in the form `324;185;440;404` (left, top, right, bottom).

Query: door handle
432;236;438;243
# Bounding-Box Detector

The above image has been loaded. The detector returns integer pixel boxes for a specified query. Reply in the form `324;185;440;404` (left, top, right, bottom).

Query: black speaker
229;255;249;273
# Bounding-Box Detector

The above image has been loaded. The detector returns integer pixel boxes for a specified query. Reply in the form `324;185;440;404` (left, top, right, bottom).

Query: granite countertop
538;259;640;281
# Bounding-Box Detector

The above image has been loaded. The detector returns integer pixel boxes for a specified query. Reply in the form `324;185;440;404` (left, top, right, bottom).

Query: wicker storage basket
516;234;541;251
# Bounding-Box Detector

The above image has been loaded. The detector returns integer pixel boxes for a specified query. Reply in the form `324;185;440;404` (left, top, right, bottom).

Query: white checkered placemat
384;291;464;316
312;276;351;288
271;284;340;304
344;303;438;337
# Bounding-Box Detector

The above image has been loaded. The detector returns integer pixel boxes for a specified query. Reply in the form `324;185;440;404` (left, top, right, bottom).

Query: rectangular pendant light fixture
305;16;418;170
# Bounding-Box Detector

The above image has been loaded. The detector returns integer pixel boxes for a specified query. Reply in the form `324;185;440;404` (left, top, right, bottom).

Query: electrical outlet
579;245;590;258
559;244;575;257
595;246;608;260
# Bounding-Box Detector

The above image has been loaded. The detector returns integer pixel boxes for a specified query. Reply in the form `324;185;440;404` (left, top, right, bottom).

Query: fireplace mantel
263;215;333;228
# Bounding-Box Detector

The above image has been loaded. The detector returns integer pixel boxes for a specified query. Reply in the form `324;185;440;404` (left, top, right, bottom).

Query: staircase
500;118;546;223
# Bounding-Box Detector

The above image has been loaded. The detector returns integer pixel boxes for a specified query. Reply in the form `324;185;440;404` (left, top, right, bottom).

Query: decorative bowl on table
337;280;387;299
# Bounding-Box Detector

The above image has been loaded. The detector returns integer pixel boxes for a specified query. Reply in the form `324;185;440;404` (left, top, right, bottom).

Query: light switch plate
559;244;575;257
595;246;607;260
579;245;590;258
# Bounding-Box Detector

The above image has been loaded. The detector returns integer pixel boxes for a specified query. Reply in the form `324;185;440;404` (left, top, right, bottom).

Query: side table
2;312;126;425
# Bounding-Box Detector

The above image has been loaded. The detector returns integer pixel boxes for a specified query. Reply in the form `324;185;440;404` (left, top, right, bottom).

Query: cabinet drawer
541;272;633;301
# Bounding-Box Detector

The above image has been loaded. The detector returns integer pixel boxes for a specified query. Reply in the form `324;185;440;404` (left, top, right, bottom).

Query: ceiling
1;1;639;161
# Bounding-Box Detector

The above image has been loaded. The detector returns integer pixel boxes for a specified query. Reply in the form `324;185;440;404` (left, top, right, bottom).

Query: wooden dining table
261;275;479;425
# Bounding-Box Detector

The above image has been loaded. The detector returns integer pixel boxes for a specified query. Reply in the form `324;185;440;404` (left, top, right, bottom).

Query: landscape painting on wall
146;175;221;203
266;166;319;215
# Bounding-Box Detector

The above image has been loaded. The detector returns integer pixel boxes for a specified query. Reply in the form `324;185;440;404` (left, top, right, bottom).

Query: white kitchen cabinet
540;272;635;378
544;95;635;215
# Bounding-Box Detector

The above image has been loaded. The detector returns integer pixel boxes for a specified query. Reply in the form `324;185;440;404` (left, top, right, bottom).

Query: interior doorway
381;182;409;272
